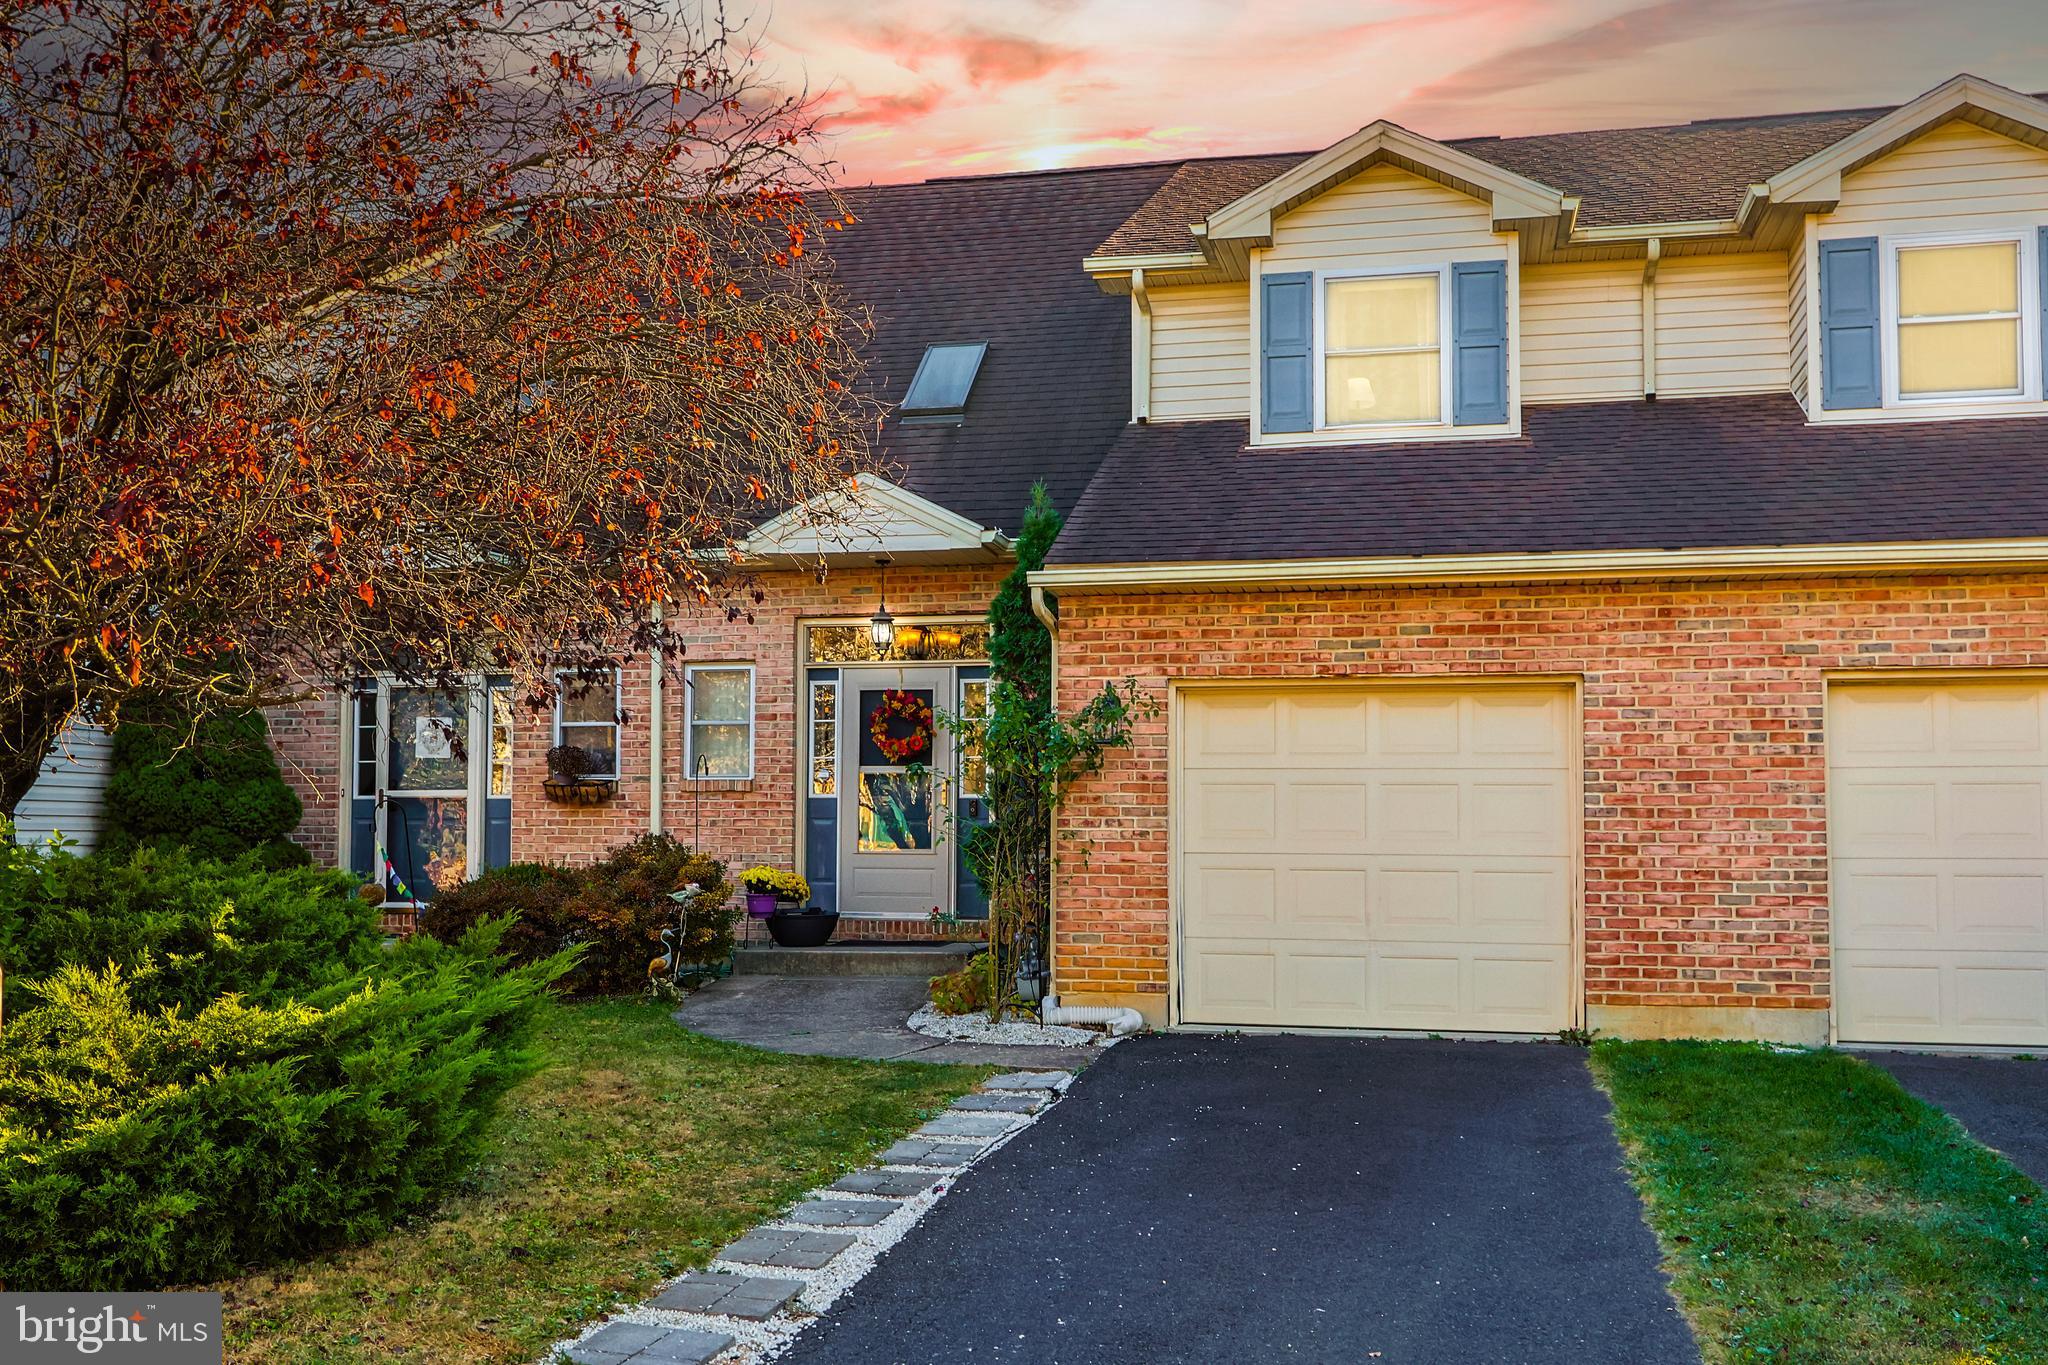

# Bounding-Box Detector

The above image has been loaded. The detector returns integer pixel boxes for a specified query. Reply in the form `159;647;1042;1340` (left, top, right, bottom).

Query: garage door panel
1832;679;2048;1046
1179;684;1573;1033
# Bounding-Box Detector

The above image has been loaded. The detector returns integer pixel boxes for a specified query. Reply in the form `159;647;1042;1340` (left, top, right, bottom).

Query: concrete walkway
1872;1051;2048;1186
673;975;1101;1068
782;1033;1698;1364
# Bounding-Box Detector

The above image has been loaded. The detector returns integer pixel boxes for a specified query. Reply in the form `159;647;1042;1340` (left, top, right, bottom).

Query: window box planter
541;777;617;805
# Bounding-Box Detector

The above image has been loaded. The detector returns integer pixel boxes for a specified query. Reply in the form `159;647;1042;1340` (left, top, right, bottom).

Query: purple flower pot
745;891;779;918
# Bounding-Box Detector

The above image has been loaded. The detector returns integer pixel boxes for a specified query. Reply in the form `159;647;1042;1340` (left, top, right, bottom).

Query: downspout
1129;267;1152;424
648;598;664;835
1022;584;1144;1035
1641;238;1662;400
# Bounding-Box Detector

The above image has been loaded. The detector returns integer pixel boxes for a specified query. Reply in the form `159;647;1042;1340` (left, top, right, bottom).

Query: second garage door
1177;683;1575;1033
1832;680;2048;1047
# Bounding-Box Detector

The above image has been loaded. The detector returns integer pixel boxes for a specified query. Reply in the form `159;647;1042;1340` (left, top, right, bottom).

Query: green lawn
215;999;988;1365
1593;1040;2048;1365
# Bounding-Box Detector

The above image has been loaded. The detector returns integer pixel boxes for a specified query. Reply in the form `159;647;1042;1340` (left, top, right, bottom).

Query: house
272;73;2048;1049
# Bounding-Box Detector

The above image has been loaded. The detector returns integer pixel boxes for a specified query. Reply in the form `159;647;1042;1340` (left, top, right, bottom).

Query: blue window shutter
2038;227;2048;396
1819;237;1882;409
1260;271;1314;433
1451;261;1509;425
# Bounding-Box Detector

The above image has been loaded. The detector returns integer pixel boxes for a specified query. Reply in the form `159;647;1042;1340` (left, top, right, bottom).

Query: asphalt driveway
1872;1051;2048;1186
784;1033;1697;1364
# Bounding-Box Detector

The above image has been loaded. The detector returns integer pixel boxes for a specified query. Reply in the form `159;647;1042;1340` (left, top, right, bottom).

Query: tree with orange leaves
0;0;877;813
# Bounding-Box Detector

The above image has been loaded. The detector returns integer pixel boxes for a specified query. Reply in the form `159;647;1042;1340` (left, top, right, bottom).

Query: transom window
1322;271;1443;426
1890;235;2031;402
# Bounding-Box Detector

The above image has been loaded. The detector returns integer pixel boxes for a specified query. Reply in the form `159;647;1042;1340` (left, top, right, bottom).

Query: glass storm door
839;666;953;918
349;679;510;904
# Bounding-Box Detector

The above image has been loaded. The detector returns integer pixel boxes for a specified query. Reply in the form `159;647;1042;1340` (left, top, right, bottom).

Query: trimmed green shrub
0;921;570;1289
421;834;733;994
928;951;995;1016
101;706;308;868
0;845;380;1014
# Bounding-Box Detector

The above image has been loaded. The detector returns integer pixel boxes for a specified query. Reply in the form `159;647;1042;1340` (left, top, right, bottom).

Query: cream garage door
1177;684;1575;1033
1832;680;2048;1046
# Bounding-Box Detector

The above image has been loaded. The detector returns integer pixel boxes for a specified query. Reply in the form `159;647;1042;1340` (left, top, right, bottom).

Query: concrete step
734;941;979;978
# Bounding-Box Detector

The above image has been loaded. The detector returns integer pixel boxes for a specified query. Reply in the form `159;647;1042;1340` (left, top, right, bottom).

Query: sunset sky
746;0;2048;184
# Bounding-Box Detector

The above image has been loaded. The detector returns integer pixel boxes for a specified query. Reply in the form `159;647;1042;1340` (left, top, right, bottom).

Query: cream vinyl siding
1177;683;1573;1034
1148;282;1250;421
1830;680;2048;1047
1521;261;1641;402
1655;253;1792;396
1262;164;1502;273
1789;225;1812;410
1825;119;2048;232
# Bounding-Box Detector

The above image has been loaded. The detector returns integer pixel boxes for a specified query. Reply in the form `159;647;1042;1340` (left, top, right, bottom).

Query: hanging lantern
868;604;895;651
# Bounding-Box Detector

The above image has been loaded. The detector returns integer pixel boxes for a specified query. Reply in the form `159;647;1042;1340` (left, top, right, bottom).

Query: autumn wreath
868;688;933;763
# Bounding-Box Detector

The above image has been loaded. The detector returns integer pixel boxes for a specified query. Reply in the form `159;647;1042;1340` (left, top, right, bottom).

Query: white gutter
1130;267;1152;424
648;598;664;835
1029;538;2048;593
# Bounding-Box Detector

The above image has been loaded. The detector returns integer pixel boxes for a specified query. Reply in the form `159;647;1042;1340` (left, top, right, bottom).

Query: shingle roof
1046;396;2048;567
824;162;1177;533
1091;101;1923;257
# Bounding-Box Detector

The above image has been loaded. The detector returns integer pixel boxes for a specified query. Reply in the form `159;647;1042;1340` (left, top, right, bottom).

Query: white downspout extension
648;598;664;835
1642;238;1661;399
1023;584;1146;1036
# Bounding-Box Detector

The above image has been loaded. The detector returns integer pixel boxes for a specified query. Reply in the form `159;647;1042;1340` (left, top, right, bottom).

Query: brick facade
273;562;1006;938
1049;573;2048;1033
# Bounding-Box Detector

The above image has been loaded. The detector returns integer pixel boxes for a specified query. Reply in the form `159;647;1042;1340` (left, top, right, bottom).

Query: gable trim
1203;120;1568;251
1765;74;2048;210
741;473;1013;560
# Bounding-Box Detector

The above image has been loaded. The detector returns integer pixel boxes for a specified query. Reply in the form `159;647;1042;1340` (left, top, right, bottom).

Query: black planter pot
766;907;840;948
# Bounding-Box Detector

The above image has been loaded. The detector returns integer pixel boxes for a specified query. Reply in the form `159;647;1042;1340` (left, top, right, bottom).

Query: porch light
929;625;962;654
896;623;927;659
869;559;896;651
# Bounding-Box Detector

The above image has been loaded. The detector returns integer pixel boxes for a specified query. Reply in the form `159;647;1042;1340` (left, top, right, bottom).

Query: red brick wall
1049;574;2048;1020
271;562;1005;937
270;690;346;871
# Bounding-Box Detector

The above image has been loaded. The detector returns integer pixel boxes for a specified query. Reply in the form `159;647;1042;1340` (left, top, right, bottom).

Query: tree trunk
0;690;78;823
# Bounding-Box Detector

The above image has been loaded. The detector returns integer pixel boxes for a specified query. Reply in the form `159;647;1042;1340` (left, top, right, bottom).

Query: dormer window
900;342;987;421
1322;272;1445;425
1891;237;2028;401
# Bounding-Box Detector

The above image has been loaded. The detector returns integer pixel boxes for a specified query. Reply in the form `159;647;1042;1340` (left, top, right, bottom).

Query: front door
839;666;954;919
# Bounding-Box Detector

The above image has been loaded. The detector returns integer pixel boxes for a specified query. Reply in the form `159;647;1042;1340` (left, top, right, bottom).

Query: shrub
928;950;995;1016
421;834;733;994
0;845;380;1015
100;706;309;868
0;922;570;1289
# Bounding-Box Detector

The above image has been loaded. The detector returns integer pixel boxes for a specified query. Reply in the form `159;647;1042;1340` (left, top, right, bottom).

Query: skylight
900;342;988;418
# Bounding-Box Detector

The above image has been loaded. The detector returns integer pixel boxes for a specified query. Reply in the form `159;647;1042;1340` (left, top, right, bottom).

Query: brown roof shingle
1091;100;1928;258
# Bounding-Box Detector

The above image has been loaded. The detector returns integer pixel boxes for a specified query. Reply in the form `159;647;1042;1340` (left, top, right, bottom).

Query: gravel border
905;1003;1108;1047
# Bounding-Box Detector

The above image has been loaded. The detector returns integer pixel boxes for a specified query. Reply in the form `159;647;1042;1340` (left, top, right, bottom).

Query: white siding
1655;253;1791;397
1263;164;1503;272
1521;260;1641;402
1788;226;1811;411
13;722;112;850
1149;282;1250;420
1826;119;2048;232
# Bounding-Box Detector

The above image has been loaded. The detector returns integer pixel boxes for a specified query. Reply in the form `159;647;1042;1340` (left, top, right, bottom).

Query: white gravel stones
541;1066;1081;1365
906;1003;1101;1046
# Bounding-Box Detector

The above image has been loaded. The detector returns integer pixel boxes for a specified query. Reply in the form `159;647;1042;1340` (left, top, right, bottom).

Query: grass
215;999;989;1364
1592;1039;2048;1365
